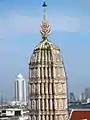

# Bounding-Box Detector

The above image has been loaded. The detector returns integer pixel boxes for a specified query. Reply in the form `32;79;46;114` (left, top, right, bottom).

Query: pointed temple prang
40;1;51;39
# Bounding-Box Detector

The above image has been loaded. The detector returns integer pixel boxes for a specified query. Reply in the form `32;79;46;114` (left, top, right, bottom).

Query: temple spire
40;1;51;39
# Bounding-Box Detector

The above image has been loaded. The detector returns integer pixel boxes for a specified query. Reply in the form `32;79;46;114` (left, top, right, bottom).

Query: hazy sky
0;0;90;100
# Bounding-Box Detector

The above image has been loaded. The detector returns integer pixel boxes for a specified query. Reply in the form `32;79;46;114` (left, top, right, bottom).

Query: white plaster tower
15;74;26;103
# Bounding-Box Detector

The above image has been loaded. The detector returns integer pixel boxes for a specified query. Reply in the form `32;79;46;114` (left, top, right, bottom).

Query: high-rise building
28;1;68;120
85;87;90;100
79;92;85;102
69;92;76;103
15;74;26;103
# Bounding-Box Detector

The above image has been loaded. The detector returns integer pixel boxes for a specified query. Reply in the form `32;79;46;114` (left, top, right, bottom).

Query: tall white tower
15;74;26;103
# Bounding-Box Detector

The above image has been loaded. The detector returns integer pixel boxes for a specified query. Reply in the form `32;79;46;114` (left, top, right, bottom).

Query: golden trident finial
40;1;51;39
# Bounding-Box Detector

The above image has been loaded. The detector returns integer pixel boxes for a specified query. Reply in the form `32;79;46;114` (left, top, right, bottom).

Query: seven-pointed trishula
40;1;51;39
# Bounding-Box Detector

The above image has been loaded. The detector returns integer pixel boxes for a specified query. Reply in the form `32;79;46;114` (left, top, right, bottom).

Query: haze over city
0;0;90;100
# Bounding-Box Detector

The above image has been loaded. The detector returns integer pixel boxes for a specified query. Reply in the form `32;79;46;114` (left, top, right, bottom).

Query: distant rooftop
69;109;90;120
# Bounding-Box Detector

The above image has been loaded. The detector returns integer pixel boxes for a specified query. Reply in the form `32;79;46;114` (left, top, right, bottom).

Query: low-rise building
69;109;90;120
0;106;29;120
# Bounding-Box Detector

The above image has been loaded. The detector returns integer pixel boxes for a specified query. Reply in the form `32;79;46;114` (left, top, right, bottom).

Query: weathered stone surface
28;39;68;120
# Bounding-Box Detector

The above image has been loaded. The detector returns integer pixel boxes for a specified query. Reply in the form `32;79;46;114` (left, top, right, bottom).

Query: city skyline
0;0;90;99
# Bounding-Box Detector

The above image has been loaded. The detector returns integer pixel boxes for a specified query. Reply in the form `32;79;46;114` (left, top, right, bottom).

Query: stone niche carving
32;100;36;110
56;54;60;63
32;53;37;63
61;65;66;78
28;84;31;95
58;83;62;94
32;115;36;120
29;69;31;78
32;84;35;94
64;115;68;120
36;100;39;110
40;99;44;110
63;98;68;110
30;53;36;64
37;116;41;120
55;67;60;77
36;52;39;62
37;99;41;110
54;99;57;110
28;116;31;120
50;99;53;110
28;100;31;110
37;67;40;78
54;115;58;120
57;67;61;77
34;68;37;78
58;99;63;110
42;115;45;120
31;68;34;78
35;84;38;94
59;115;63;120
62;83;67;93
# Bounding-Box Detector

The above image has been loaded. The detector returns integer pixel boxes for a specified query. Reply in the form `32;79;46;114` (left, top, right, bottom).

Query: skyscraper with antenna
28;1;68;120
